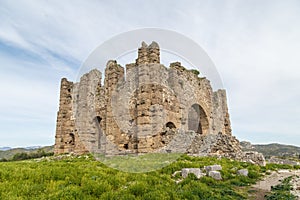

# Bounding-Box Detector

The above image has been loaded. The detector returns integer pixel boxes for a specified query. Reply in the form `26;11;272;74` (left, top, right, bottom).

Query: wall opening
96;116;102;124
94;116;103;149
188;104;208;135
69;133;75;145
166;122;176;129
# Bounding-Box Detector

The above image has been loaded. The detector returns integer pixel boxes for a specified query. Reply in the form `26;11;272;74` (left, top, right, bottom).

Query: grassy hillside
240;142;300;159
0;154;267;200
0;145;54;160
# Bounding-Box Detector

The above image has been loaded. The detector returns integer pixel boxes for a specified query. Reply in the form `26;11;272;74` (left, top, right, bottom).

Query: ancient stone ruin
54;41;264;165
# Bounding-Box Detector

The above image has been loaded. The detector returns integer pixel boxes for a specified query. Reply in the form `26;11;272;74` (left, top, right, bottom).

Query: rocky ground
250;169;300;200
291;174;300;199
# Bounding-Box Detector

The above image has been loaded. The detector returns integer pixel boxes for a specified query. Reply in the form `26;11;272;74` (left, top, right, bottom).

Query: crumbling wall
54;41;233;156
54;78;86;154
212;90;232;135
73;69;102;153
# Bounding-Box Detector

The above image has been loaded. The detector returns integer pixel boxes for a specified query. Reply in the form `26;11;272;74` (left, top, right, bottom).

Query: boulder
181;168;202;179
237;169;248;176
208;171;222;180
205;165;222;173
241;151;266;166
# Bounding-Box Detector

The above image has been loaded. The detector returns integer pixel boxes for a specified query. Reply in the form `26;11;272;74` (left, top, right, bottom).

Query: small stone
181;168;202;179
237;169;248;176
208;171;222;180
205;165;222;173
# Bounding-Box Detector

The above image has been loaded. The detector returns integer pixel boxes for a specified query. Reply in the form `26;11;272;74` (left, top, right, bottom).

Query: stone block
208;171;222;180
205;165;222;173
237;169;248;176
181;168;202;179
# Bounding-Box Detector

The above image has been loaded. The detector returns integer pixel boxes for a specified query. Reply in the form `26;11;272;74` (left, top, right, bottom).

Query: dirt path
249;169;300;200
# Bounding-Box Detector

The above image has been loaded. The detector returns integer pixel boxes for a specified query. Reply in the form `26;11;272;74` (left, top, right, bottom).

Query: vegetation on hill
240;142;300;159
0;145;54;160
1;154;299;199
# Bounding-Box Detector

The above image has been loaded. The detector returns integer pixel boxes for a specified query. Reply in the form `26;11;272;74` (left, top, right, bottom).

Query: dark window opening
94;116;103;150
129;119;134;125
69;133;75;145
124;144;129;149
166;122;176;129
67;94;72;100
96;116;102;124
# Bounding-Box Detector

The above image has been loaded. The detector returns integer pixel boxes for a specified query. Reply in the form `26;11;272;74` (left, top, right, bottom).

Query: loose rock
181;168;202;179
205;165;222;173
237;169;248;176
208;171;222;180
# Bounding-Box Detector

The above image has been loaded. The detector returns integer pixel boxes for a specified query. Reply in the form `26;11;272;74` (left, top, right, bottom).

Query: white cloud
0;0;299;146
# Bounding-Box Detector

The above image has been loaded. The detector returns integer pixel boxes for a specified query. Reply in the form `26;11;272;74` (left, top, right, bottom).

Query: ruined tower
54;41;232;155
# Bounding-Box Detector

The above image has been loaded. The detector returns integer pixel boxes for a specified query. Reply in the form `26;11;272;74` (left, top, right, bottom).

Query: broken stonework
237;169;248;177
240;151;266;166
188;132;265;166
181;168;203;179
54;41;233;156
208;171;222;180
54;41;264;166
268;157;299;166
188;132;242;158
205;165;222;173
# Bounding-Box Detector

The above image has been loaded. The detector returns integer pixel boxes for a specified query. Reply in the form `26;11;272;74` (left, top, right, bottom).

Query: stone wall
54;41;233;156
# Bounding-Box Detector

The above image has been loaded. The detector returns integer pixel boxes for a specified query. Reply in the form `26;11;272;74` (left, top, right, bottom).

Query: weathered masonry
54;42;232;155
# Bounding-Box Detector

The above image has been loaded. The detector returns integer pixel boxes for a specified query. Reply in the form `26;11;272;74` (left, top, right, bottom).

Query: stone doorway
188;104;208;134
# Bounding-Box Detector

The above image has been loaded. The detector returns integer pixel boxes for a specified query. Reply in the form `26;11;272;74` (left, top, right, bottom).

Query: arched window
94;116;103;150
166;122;176;129
188;104;209;135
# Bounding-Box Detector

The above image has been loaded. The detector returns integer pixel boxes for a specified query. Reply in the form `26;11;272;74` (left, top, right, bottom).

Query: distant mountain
0;145;54;160
2;142;300;160
240;141;300;159
0;147;12;151
24;146;42;150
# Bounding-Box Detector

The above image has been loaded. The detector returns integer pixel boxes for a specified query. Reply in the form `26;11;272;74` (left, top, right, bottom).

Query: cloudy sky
0;0;299;147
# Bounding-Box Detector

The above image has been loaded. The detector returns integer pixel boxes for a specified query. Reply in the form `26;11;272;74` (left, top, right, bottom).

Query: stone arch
188;104;209;135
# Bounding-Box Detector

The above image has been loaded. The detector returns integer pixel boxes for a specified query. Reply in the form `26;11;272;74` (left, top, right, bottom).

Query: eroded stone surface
54;41;253;161
237;169;248;176
181;168;202;179
208;171;222;180
240;151;266;166
205;165;222;173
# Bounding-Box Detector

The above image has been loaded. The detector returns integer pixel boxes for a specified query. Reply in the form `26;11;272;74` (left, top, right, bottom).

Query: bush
10;150;54;161
189;69;200;76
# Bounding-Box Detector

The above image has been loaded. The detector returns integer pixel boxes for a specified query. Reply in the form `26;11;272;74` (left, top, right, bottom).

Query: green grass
95;153;182;173
0;154;296;199
265;176;297;200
